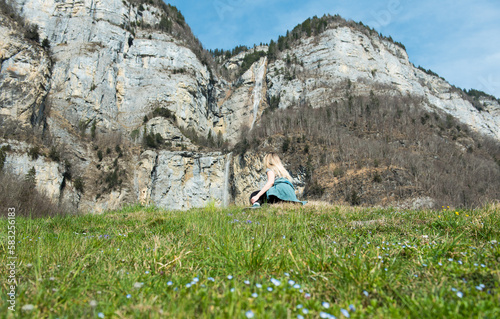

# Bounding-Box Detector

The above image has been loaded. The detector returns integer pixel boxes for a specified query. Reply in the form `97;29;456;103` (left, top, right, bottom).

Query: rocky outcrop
231;152;266;206
216;57;268;141
265;26;500;140
3;143;63;201
8;0;221;141
133;150;230;211
0;12;51;127
0;140;80;206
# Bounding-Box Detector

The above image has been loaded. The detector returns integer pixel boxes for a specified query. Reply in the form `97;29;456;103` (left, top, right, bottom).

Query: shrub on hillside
143;132;163;148
303;180;325;198
0;149;6;171
42;37;50;49
24;23;40;43
74;176;84;193
28;146;40;160
48;146;60;162
152;107;176;120
240;51;267;76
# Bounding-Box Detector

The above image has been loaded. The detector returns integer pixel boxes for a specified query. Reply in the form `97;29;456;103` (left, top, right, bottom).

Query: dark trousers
249;191;281;205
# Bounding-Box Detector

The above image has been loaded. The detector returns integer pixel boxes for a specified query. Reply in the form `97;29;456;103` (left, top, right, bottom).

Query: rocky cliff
264;25;500;140
1;1;499;212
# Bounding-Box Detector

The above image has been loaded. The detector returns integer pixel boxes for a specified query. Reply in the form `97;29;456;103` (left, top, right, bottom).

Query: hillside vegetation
236;82;500;208
1;204;499;318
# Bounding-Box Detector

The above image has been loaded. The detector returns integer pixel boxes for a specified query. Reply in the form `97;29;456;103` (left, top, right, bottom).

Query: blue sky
168;0;500;98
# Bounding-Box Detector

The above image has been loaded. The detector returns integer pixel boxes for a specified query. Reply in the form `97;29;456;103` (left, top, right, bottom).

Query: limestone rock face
231;152;266;206
0;13;51;127
145;117;194;150
1;0;238;211
216;57;268;141
9;0;219;141
134;151;231;210
1;140;65;202
265;27;500;140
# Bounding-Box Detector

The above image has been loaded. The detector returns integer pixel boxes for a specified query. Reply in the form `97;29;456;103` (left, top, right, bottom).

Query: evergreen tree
267;40;277;61
25;167;36;189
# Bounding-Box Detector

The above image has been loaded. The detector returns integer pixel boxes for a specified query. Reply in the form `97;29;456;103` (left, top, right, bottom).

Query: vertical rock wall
134;151;230;210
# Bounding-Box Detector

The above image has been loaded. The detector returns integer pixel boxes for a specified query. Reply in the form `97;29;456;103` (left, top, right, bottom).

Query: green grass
1;203;499;318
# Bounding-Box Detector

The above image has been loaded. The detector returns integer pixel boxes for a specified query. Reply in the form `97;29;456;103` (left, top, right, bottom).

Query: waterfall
222;152;232;207
250;57;267;130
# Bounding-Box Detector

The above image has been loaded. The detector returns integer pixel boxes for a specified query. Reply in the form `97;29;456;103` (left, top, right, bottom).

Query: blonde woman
250;153;306;207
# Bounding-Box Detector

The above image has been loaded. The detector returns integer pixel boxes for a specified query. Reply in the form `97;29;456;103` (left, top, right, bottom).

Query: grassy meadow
1;203;499;318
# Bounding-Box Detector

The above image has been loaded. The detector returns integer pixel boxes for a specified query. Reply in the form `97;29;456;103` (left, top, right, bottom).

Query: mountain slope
0;2;499;212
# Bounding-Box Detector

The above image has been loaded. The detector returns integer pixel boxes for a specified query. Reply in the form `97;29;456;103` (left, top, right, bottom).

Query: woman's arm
251;170;275;204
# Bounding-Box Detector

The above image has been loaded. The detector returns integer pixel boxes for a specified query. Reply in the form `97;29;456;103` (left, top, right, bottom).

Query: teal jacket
266;177;307;205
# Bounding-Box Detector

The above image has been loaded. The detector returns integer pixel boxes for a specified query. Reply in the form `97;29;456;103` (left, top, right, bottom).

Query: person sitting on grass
249;152;307;207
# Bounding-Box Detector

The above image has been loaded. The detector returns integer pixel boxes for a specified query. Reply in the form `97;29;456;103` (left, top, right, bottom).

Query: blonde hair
264;153;292;181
